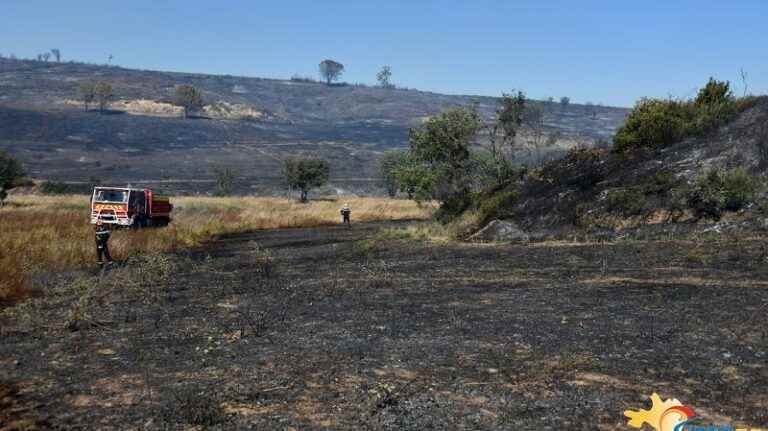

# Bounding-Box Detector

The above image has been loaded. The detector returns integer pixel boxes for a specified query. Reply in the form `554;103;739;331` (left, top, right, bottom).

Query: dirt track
2;221;768;429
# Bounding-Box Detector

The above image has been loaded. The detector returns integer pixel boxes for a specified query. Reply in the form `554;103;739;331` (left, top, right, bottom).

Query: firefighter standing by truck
95;219;114;266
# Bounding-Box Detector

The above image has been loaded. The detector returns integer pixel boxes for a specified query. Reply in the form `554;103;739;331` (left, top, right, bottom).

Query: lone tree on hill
173;85;205;118
0;150;25;206
78;82;96;111
94;82;113;114
283;157;330;202
51;48;61;62
377;65;393;88
560;96;570;109
318;59;344;85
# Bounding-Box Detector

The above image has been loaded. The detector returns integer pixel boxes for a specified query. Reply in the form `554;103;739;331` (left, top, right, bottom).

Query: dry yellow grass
0;194;434;305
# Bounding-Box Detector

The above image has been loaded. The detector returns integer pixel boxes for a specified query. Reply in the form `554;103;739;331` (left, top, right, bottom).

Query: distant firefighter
94;219;113;266
340;203;351;227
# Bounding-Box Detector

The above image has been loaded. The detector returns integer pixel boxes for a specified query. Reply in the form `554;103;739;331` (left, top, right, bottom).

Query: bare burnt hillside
0;58;629;194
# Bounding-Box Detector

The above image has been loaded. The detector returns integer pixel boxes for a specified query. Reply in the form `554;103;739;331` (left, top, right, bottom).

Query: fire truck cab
90;186;172;228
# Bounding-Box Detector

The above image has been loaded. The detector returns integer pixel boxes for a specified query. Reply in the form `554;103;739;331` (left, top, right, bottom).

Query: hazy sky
4;0;767;107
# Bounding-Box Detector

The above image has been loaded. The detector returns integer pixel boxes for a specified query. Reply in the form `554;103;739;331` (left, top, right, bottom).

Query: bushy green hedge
614;79;756;153
681;168;762;220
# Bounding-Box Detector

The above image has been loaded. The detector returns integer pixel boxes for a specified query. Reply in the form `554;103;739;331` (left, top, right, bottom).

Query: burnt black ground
2;221;768;430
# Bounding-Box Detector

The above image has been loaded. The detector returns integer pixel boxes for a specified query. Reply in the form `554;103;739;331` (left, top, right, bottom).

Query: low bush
251;244;275;278
684;170;727;220
476;189;519;225
543;148;607;190
606;188;647;216
681;168;762;220
722;168;761;211
642;171;677;195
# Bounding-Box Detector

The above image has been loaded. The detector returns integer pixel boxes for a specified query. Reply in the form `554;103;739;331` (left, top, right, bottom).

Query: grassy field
0;194;434;306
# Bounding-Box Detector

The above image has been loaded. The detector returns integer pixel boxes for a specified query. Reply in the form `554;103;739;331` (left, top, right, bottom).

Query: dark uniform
340;204;351;227
95;223;113;265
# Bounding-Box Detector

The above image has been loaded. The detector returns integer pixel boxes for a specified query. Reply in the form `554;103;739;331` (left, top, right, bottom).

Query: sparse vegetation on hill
434;80;768;239
0;57;628;194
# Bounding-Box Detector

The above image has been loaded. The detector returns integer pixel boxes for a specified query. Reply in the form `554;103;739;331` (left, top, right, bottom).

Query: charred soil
2;221;767;429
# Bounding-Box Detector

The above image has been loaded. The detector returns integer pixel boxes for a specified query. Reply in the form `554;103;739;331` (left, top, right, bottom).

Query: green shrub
694;78;732;106
606;188;647;216
681;168;761;220
614;98;688;153
476;189;519;224
722;168;761;211
643;171;676;195
684;170;727;220
614;78;752;153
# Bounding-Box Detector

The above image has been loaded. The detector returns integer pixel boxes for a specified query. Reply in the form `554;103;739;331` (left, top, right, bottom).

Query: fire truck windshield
94;190;127;203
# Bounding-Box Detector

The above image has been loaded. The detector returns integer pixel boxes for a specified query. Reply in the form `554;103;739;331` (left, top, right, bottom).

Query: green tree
0;150;25;206
560;96;570;109
173;85;205;118
376;65;393;88
318;59;344;85
402;107;482;216
378;150;407;197
283;157;330;202
484;92;526;184
212;167;237;196
94;81;113;114
78;81;96;111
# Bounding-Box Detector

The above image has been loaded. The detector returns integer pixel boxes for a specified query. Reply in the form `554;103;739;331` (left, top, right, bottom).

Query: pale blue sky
4;0;767;107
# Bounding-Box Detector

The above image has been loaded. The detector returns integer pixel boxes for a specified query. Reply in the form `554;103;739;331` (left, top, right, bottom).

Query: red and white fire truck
90;186;173;228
